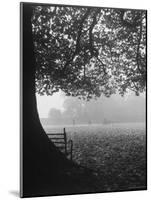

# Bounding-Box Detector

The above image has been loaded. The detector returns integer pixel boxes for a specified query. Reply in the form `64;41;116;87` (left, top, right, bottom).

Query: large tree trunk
21;3;74;197
21;3;101;197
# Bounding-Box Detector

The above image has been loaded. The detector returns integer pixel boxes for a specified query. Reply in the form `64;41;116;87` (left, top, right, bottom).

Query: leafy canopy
32;6;146;99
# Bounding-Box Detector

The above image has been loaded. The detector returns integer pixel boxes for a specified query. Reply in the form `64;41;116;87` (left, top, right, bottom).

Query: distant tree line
40;94;146;125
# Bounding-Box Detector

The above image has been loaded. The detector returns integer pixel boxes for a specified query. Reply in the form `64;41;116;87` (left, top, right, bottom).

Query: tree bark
21;3;102;197
21;3;73;197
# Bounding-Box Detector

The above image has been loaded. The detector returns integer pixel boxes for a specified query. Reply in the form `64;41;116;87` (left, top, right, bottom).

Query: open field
45;123;146;191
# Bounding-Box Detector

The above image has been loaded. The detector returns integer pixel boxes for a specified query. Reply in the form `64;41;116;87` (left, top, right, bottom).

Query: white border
0;0;150;199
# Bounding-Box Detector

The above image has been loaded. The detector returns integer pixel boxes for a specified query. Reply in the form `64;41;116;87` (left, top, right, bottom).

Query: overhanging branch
63;8;91;69
136;21;143;74
88;8;100;56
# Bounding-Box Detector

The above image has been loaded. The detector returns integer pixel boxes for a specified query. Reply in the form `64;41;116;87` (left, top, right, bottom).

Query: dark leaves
32;6;146;99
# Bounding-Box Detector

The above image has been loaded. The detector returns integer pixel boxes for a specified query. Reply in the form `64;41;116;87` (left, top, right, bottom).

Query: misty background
37;91;146;126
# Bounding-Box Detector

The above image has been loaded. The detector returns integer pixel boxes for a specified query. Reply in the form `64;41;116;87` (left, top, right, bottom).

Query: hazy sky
36;91;145;122
36;91;65;118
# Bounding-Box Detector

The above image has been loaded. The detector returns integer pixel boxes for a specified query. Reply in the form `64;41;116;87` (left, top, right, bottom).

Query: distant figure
72;119;75;125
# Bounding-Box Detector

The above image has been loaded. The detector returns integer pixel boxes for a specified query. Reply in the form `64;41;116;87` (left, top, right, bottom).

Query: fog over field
37;91;145;125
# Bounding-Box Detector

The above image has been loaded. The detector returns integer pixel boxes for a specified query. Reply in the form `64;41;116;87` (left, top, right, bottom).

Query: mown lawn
46;123;146;192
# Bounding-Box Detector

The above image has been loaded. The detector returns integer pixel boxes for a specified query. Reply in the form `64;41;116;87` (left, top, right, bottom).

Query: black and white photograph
20;2;147;198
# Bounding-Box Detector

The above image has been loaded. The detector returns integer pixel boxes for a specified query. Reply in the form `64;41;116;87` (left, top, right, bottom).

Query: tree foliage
32;6;146;99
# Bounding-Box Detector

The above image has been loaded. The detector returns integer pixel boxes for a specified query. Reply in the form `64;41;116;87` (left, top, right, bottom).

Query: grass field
45;122;146;191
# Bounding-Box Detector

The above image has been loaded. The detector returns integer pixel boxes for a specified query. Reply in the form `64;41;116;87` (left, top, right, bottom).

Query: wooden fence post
64;128;67;155
70;140;73;161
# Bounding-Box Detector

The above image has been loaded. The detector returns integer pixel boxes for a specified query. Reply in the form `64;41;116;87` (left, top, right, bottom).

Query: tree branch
96;57;107;76
63;8;91;69
88;9;100;56
136;21;143;74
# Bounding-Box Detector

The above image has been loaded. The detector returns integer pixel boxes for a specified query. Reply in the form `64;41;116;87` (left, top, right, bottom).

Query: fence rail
47;128;73;160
